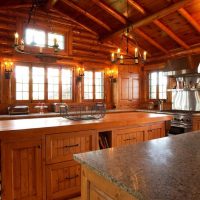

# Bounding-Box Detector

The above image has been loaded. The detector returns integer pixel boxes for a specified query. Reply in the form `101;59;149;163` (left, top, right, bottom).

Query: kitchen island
74;132;200;200
0;112;172;200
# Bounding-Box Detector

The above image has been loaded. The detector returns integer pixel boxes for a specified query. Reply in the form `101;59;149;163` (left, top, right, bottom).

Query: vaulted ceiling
0;0;200;62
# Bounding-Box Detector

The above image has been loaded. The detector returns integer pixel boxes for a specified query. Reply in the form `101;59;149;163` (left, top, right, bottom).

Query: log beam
178;8;200;33
61;0;112;31
46;0;58;10
148;45;200;63
127;0;146;14
102;0;191;40
128;0;190;49
91;0;126;24
0;3;32;10
134;29;168;53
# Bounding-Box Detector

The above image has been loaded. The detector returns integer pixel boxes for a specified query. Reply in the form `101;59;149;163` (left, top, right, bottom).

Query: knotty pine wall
0;9;142;114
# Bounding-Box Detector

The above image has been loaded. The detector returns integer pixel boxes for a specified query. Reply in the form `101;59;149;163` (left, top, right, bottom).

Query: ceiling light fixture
110;1;147;65
13;0;60;57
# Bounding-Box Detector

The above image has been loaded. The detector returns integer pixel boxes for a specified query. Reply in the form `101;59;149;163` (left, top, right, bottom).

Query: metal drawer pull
124;138;136;141
65;175;79;180
63;144;79;148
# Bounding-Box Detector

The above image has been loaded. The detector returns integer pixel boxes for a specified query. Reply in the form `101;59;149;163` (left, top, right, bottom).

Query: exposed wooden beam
46;0;59;10
134;29;168;53
50;9;98;36
127;0;190;49
127;0;146;15
178;8;200;33
153;19;190;49
102;0;191;40
91;0;126;24
148;45;200;63
61;0;112;31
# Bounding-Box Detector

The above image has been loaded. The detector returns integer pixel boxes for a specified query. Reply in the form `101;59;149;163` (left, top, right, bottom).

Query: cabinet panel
90;184;113;200
1;139;43;200
46;161;81;200
145;123;165;141
113;127;144;147
46;130;96;164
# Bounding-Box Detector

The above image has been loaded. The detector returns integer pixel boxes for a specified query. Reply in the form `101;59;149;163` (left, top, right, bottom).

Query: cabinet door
1;139;43;200
46;161;81;200
113;127;144;147
145;123;165;141
90;184;113;200
46;130;96;164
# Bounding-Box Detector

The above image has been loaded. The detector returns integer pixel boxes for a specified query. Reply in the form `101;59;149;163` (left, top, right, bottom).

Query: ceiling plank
127;0;146;15
91;0;126;24
178;8;200;33
134;28;168;53
153;19;190;49
61;0;112;31
127;0;190;49
51;9;98;35
102;0;191;40
0;3;32;10
46;0;59;10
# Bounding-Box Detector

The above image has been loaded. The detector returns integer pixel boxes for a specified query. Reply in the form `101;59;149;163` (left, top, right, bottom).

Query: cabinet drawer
145;123;165;141
113;127;145;147
46;130;96;164
46;161;81;200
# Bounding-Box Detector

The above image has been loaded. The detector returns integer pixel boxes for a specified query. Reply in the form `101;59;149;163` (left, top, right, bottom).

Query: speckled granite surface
74;132;200;200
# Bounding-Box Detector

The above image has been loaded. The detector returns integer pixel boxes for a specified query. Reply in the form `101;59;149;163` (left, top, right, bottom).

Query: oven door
168;123;192;135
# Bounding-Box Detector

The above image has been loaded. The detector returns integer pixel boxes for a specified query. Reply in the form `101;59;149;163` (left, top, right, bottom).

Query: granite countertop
74;132;200;200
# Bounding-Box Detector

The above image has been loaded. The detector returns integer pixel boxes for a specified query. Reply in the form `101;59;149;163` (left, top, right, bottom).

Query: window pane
84;71;93;100
95;72;104;99
158;72;167;99
48;33;64;50
62;68;72;100
48;68;59;100
32;67;45;100
15;66;29;100
149;72;157;99
25;28;45;47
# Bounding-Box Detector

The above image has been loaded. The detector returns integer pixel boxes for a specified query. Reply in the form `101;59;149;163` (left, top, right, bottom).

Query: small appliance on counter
53;103;67;113
8;105;29;115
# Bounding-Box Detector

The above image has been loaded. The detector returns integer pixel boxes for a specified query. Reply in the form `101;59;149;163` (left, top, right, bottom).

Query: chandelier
13;0;60;57
110;1;147;65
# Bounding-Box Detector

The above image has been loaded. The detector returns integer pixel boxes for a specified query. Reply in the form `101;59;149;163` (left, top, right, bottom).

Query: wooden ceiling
0;0;200;62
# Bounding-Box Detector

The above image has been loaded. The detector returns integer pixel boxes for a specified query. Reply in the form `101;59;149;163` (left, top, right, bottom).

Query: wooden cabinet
46;130;96;164
46;130;97;199
113;127;144;147
192;116;200;131
144;123;165;141
1;139;43;200
118;73;140;108
46;161;81;200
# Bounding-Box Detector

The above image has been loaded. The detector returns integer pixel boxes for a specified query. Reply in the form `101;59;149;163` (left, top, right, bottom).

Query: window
15;66;29;100
84;71;104;100
84;71;93;100
32;67;45;100
95;72;104;99
48;33;64;50
25;28;45;47
48;68;59;100
62;68;72;100
149;71;167;99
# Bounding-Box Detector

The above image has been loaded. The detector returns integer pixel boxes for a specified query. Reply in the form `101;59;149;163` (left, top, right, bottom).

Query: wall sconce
2;60;13;79
77;65;85;82
105;68;118;83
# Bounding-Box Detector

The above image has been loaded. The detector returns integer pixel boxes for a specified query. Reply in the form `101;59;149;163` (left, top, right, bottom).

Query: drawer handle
65;175;79;180
63;144;79;148
124;138;136;141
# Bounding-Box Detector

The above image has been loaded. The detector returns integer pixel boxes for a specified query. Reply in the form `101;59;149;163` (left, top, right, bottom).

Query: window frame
13;63;74;103
148;71;168;100
82;69;105;102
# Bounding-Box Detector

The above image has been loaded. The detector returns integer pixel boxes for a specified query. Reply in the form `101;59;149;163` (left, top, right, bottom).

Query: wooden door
113;127;144;147
46;161;81;200
145;123;165;141
118;73;140;108
1;139;43;200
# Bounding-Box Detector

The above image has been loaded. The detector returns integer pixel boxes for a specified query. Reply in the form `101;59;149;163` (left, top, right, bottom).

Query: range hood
164;54;200;76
